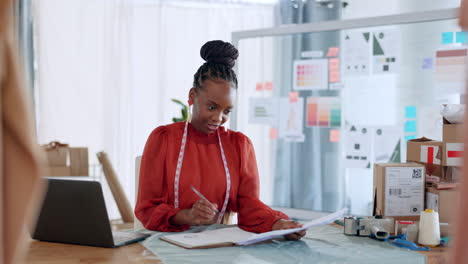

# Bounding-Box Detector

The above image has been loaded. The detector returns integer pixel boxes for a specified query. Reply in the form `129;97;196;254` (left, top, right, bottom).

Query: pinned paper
343;30;371;76
441;32;454;44
456;31;467;44
329;58;340;83
326;47;339;57
293;59;328;90
372;28;400;74
404;121;417;133
405;106;417;119
435;48;467;95
301;50;324;58
422;58;433;70
306;97;341;127
330;129;340;142
269;128;278;139
256;82;264;91
264;81;273;91
248;98;279;125
289;91;299;102
278;97;304;142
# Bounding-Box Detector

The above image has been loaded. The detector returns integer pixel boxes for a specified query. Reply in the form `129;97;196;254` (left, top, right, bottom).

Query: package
425;187;459;223
373;163;425;221
42;142;89;176
406;138;444;183
442;116;464;143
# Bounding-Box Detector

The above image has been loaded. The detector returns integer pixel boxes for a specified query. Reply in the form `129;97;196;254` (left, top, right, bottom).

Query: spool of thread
418;209;440;246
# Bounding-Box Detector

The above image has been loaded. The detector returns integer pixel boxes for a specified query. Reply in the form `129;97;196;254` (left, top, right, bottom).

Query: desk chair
133;156;234;231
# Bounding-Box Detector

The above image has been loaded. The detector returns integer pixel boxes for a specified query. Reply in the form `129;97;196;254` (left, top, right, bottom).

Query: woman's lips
207;124;219;131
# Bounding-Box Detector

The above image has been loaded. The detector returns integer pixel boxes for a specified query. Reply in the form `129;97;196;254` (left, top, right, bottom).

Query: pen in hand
190;185;219;214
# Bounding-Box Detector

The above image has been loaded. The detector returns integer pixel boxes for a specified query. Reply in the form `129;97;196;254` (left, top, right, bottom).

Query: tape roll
418;209;440;246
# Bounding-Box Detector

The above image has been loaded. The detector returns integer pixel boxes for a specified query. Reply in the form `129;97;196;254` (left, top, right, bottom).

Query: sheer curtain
34;0;274;219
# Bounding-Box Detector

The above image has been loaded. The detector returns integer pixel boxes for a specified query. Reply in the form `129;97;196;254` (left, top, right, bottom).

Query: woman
135;40;305;240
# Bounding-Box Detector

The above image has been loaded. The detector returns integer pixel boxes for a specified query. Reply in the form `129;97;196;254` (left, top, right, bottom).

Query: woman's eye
208;106;216;111
224;109;231;115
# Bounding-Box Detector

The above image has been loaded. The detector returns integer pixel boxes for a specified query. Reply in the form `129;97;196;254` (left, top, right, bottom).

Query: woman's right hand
189;199;218;225
170;199;218;226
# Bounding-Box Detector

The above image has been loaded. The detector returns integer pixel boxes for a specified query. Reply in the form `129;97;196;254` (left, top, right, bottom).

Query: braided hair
193;40;238;90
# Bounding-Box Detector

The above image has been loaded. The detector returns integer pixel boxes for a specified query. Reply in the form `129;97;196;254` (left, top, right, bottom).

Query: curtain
34;0;275;219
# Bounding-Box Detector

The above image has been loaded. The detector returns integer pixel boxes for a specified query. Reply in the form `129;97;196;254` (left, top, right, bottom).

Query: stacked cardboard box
42;142;89;176
373;163;425;222
405;117;463;235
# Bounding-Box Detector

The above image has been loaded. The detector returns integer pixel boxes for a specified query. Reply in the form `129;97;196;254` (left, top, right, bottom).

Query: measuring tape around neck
173;121;231;224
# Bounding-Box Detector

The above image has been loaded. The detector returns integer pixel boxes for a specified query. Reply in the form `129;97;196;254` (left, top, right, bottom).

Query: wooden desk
25;223;449;264
25;240;160;264
25;222;161;264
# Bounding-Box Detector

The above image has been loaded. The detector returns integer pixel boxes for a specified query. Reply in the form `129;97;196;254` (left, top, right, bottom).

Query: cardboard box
425;187;459;223
406;138;444;183
42;144;89;176
373;163;425;221
443;118;464;143
48;166;72;176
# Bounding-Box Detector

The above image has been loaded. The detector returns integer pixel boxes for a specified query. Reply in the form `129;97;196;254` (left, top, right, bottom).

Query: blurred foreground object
0;0;45;263
453;2;468;263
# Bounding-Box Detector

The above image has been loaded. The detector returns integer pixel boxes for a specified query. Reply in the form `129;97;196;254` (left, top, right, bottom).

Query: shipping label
385;167;425;216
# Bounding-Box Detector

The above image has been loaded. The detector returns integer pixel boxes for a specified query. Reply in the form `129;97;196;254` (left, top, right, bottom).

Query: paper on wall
344;125;372;168
343;30;371;76
373;126;401;163
372;27;401;74
278;97;304;142
384;167;424;216
345;125;401;168
343;75;397;126
293;59;328;91
434;47;468;95
248;97;279;125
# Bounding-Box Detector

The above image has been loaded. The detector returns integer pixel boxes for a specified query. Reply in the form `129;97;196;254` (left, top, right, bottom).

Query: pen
190;185;219;213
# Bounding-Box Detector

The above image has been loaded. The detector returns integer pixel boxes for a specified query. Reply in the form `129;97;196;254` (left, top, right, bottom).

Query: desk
25;223;449;264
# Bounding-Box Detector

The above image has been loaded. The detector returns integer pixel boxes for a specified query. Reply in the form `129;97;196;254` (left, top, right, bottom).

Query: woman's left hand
272;219;306;240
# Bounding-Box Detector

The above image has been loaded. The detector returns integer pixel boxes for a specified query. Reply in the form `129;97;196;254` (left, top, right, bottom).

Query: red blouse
134;122;288;233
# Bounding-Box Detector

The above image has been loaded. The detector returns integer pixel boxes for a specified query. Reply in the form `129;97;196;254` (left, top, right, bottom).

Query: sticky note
256;82;264;91
289;91;299;102
404;121;417;133
456;31;467;44
405;106;417;119
329;129;340;142
405;135;417;142
269;128;278;139
264;81;273;91
326;47;339;57
441;32;454;44
421;58;433;70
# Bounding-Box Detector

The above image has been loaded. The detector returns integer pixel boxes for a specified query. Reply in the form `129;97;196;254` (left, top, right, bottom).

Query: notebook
161;208;346;249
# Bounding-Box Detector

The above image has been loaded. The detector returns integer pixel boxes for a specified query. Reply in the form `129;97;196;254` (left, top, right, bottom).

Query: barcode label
412;169;422;179
389;188;402;196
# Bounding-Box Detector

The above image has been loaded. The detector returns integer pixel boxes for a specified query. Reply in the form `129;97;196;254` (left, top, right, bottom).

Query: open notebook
161;208;345;249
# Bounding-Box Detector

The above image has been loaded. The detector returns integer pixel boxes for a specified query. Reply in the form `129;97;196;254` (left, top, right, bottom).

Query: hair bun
200;40;239;69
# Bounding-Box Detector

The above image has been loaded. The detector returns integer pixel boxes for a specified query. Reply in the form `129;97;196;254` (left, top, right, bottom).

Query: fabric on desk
142;225;425;264
135;122;288;233
0;3;45;264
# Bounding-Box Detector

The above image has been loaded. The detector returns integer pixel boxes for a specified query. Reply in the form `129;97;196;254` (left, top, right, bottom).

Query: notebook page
162;227;253;248
237;208;346;246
